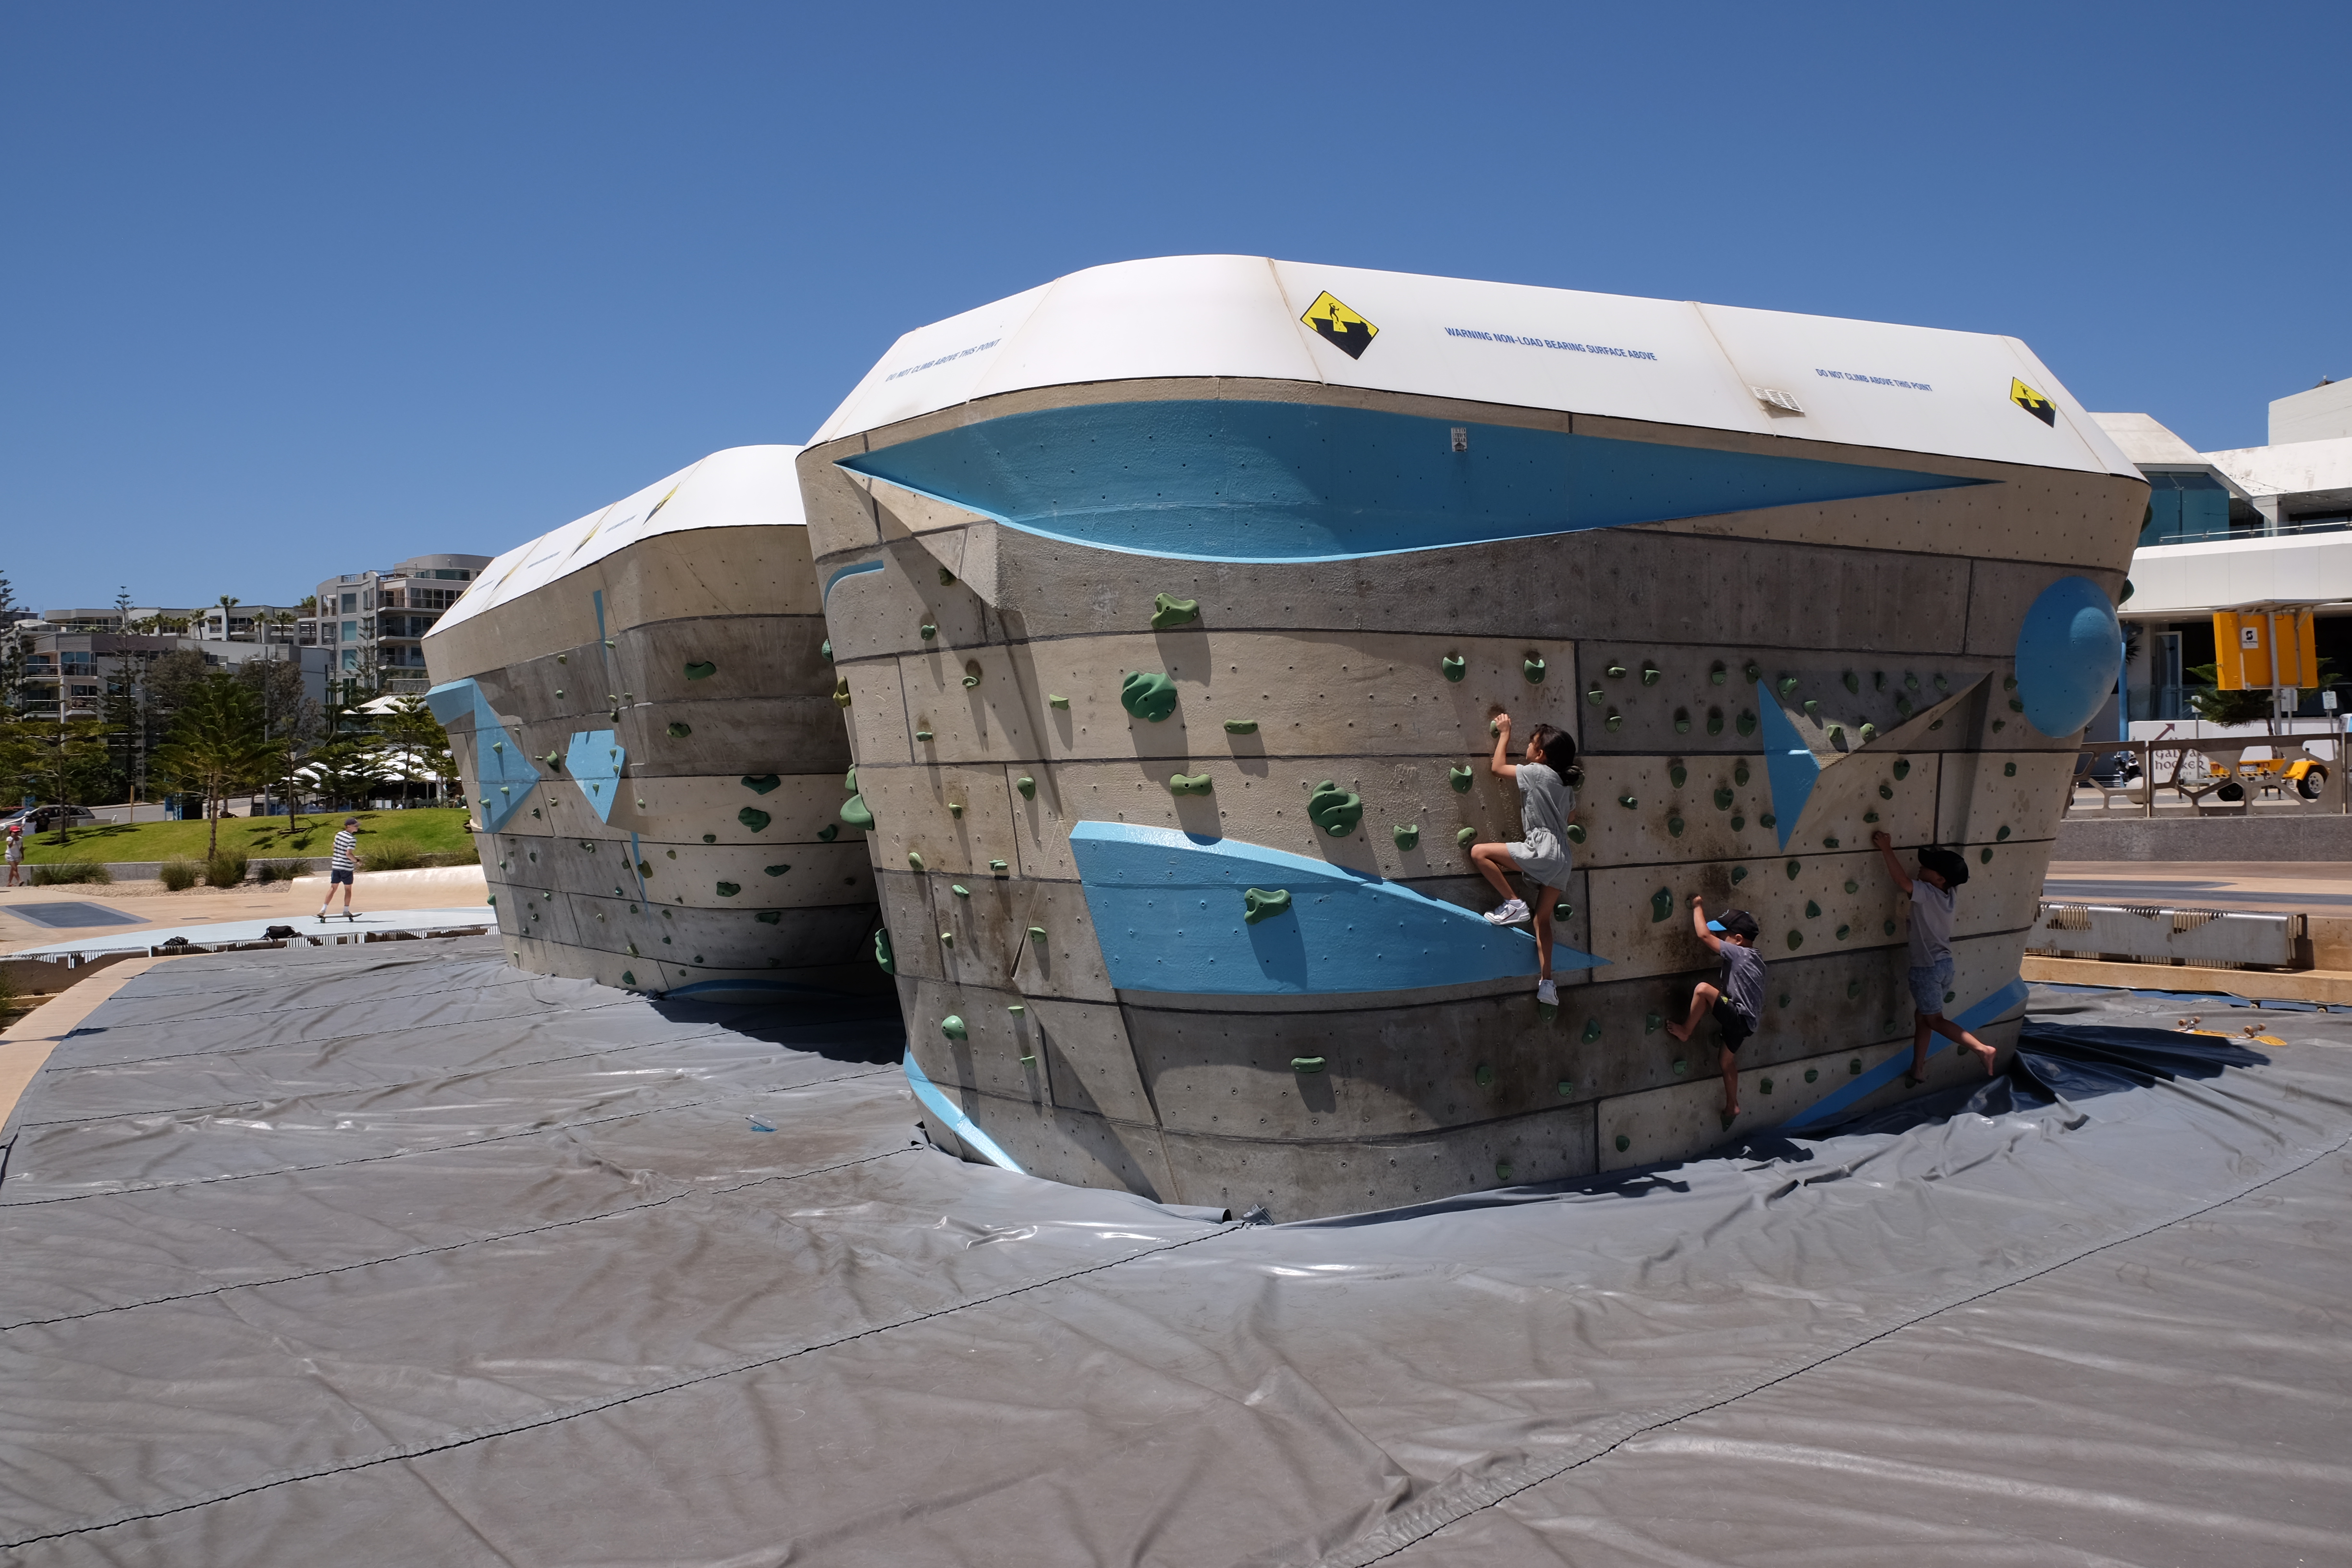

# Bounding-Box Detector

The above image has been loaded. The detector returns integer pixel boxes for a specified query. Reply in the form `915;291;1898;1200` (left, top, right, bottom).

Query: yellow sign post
2213;607;2319;691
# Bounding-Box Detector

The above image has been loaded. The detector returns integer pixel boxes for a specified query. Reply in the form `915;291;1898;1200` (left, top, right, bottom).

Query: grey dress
1507;761;1576;893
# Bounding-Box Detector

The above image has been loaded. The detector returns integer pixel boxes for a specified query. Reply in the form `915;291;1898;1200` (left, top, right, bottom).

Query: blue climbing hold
2015;575;2122;737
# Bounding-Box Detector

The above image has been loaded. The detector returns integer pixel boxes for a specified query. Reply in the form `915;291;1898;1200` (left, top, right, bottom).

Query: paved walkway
0;866;490;956
2044;861;2352;915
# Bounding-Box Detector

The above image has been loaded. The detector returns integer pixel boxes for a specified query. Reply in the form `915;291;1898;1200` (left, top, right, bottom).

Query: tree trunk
207;784;220;859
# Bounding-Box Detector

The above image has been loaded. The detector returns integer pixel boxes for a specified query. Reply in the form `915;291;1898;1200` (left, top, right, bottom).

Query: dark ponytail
1529;724;1582;788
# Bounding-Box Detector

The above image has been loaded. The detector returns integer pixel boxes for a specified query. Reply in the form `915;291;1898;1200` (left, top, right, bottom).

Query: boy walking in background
1666;897;1764;1121
318;816;361;922
1873;830;1998;1083
4;821;22;887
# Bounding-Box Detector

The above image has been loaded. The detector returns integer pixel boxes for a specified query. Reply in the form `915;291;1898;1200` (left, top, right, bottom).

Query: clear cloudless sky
4;0;2346;610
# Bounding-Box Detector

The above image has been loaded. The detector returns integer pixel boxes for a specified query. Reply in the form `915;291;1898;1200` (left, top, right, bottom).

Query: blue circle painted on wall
2015;576;2121;736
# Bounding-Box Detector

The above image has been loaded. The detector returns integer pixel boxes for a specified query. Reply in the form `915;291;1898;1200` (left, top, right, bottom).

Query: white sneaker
1536;979;1557;1005
1485;899;1531;926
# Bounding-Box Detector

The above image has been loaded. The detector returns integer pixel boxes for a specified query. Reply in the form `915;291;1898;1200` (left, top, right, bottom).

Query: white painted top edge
809;255;2136;479
427;444;806;638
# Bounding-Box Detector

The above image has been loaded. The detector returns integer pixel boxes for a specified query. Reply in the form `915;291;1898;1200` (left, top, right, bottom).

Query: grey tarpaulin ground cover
3;938;2349;1566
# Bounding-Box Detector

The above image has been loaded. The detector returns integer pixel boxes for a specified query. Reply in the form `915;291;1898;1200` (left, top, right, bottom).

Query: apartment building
297;553;492;695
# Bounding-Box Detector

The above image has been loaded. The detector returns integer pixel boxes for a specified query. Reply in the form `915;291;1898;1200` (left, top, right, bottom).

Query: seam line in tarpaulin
7;1019;749;1131
0;1062;902;1207
1306;1109;2352;1568
0;1142;921;1333
0;1220;1243;1550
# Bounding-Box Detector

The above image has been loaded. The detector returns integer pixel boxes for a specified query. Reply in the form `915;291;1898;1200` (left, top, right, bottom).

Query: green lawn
18;808;478;865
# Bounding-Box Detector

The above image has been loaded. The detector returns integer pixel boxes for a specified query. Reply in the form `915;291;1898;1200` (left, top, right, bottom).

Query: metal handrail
2068;734;2346;816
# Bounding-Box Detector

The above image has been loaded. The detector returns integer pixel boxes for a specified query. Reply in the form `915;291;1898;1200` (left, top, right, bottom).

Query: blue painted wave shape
838;399;1981;564
1068;821;1607;995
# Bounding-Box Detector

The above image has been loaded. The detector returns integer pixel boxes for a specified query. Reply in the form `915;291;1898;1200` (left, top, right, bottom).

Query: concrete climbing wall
801;258;2146;1219
423;445;883;1001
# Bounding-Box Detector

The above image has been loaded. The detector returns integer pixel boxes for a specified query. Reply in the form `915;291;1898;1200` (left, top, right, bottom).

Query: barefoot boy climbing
1666;897;1764;1120
1872;830;1999;1082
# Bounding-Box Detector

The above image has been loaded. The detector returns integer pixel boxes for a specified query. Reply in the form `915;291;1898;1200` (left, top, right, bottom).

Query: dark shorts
330;868;355;886
1713;997;1755;1051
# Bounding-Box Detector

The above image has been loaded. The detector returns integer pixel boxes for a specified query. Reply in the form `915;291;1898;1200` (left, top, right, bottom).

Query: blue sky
4;1;2345;610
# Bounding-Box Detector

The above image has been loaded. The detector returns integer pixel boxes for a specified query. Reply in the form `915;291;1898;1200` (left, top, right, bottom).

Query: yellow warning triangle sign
2010;377;2057;427
1301;292;1378;360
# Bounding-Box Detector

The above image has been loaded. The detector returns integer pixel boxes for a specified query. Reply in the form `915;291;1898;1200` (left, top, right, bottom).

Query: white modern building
297;553;492;695
2095;379;2352;725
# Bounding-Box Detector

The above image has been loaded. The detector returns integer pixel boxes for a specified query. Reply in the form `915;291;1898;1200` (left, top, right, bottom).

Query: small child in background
1873;830;1998;1083
1470;714;1580;1007
1666;898;1764;1120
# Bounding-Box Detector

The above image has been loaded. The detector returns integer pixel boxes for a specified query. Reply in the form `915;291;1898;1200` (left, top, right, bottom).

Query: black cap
1918;846;1971;888
1708;908;1760;939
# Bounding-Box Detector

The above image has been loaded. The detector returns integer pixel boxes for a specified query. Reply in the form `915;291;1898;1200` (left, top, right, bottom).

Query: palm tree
214;594;240;641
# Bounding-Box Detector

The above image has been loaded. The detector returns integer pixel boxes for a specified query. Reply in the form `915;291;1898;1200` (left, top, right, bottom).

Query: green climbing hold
1823;835;1839;849
1170;772;1213;796
1981;847;1994;863
940;1016;967;1040
919;623;937;639
1523;657;1546;683
1803;699;1822;718
1605;710;1623;732
766;865;789;877
1441;653;1466;682
2004;674;2018;691
1668;763;1688;788
1243;887;1292;924
756;910;782;925
1615;1134;1630;1152
620;969;634;986
1863;810;1879;823
914;729;933;742
1905;673;1921;692
1618;794;1638;809
1667;816;1685;836
742;773;780;795
737;807;771;833
1787;931;1804;950
1606;663;1628;678
1223;718;1259;734
684;661;716;681
1884;919;1897;935
637;860;653;875
1730;865;1747;882
1651;887;1673;922
1879;783;1894;800
1673;1059;1688;1076
1997;825;2011;841
1845;879;1859;893
1457;826;1477;845
1582;1018;1602;1043
1847;980;1862;998
1744;660;1763;683
2004;761;2017;776
1843;671;1859;694
1674;708;1691;733
1894;755;1912;777
1710;661;1727;685
1307;781;1364;837
1826;724;1844;746
1641;662;1661;686
1734;762;1751;785
906;851;924;870
1991;719;2007;732
1806;899;1821;917
1850;1058;1862;1075
1731;815;1746;830
1645;1013;1662;1033
1786;859;1801;879
1736;711;1757;737
839;795;873;829
938;931;952;947
1760;812;1776;828
817;824;838;842
1586;685;1605;706
1121;670;1179;723
1715;786;1735;809
1475;1063;1495;1086
1706;708;1724;735
1565;823;1585;844
939;567;955;585
990;859;1007;871
820;639;832;662
1558;1079;1575;1096
1836;923;1850;940
1495;1160;1514;1183
667;723;692;738
543;751;563;769
1778;993;1791;1008
1150;592;1201;630
1292;1056;1326;1074
1805;1068;1817;1083
948;802;963;817
1449;764;1474;793
1760;1076;1774;1095
1016;775;1036;799
963;663;982;689
1936;672;1951;691
703;833;717;844
2008;697;2025;713
1392;824;1420;850
1048;694;1069;709
1858;723;1877;743
1895;695;1914;718
715;882;740;897
1777;675;1799;697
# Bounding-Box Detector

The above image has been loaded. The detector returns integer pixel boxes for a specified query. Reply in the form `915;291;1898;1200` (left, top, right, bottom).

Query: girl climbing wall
1471;716;1580;1005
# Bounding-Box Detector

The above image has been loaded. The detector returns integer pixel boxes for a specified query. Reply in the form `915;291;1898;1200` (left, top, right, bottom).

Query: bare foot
1976;1043;1999;1076
1722;1101;1741;1120
1665;1019;1692;1042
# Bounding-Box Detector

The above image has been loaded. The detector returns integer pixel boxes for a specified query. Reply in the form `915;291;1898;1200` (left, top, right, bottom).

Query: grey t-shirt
1909;881;1955;967
1507;761;1575;892
1718;942;1765;1026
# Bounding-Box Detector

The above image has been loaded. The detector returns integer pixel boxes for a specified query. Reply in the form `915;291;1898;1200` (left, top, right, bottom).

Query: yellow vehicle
2210;754;2331;802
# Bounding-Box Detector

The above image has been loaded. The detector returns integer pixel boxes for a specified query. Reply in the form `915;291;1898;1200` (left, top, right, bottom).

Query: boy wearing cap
4;821;22;887
1873;831;1998;1082
1666;896;1765;1121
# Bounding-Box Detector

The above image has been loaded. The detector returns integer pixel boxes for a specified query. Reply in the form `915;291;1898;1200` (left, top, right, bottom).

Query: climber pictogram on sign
1301;292;1378;360
2009;377;2057;426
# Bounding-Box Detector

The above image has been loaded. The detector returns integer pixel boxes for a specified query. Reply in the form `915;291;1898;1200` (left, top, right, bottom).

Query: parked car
0;804;100;833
